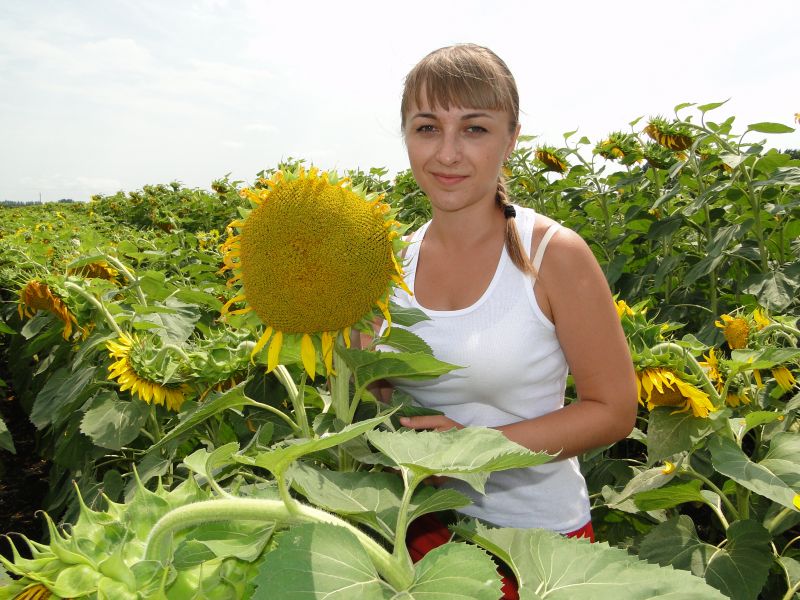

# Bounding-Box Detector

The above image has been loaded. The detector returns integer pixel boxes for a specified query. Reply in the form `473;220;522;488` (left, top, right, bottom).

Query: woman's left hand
398;415;464;432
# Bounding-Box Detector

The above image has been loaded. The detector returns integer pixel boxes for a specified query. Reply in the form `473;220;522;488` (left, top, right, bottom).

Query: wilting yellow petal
321;331;334;375
267;331;283;373
251;327;273;363
300;333;316;380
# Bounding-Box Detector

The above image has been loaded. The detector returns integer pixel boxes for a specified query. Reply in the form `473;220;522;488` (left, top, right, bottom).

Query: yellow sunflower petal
321;331;335;375
267;330;283;373
300;333;316;380
251;327;274;363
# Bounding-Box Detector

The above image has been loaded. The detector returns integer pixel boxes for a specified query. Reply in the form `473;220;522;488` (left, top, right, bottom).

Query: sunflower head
17;279;79;340
642;142;679;170
643;116;694;151
636;366;716;418
594;132;643;165
68;260;119;281
219;167;409;378
715;313;750;349
534;147;568;173
107;333;189;412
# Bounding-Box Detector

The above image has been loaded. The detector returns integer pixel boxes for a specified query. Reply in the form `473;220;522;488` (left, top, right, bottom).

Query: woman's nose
435;132;461;165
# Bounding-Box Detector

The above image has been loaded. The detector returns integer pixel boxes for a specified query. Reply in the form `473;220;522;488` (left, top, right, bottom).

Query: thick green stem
248;400;301;436
682;467;740;522
765;506;799;536
392;470;423;572
63;281;124;337
104;254;147;305
331;350;352;424
292;372;311;439
143;498;413;591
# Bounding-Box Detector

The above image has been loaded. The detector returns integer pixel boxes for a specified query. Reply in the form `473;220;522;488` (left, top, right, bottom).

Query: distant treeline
1;198;76;207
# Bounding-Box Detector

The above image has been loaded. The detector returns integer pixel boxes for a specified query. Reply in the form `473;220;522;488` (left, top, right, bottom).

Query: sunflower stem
63;281;124;338
248;400;301;436
103;254;147;306
756;323;800;342
331;349;352;424
392;470;422;571
292;372;311;439
683;466;740;522
143;498;413;591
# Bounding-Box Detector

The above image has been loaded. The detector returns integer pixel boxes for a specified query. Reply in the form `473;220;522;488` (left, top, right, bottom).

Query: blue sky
2;0;798;202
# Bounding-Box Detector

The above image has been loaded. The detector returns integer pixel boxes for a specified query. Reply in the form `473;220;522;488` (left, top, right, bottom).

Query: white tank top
387;205;591;532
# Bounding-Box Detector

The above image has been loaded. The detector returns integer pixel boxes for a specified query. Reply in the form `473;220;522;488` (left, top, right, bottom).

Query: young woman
384;44;638;595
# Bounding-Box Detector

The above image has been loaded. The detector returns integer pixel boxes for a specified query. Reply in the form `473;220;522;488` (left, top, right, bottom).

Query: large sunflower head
219;167;409;378
107;333;189;412
17;279;79;340
534;147;568;173
636;366;716;418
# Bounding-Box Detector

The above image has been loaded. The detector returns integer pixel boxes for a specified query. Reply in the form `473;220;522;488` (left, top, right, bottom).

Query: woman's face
403;94;520;216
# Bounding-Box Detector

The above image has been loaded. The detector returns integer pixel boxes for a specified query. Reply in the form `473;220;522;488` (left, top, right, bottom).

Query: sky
1;0;799;203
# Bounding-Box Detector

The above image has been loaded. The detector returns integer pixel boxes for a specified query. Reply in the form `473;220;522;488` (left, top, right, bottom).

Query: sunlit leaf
80;390;150;450
458;519;726;599
366;427;552;493
747;122;795;134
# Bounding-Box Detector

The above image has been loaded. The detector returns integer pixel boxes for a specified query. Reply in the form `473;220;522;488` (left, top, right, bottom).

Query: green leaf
407;542;501;599
150;384;261;450
698;99;729;113
241;413;392;477
0;319;14;335
729;348;800;370
639;516;773;600
458;520;726;599
80;391;150;450
604;464;678;513
379;327;431;354
30;366;98;429
288;463;471;541
674;102;696;112
646;408;714;464
253;523;393;599
777;556;800;599
747;122;795;134
182;442;240;486
633;479;705;511
708;436;798;509
736;411;785;440
743;270;798;312
759;432;800;488
182;521;274;562
366;427;552;494
340;348;461;398
0;417;15;453
132;296;200;344
388;302;430;327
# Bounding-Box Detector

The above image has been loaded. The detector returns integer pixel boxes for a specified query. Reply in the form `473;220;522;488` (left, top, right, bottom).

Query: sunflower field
0;103;798;599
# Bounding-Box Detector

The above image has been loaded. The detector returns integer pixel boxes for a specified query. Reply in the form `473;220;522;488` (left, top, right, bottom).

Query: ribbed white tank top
388;205;591;531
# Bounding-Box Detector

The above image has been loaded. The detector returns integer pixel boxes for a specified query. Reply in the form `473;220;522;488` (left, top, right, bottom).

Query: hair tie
503;204;516;219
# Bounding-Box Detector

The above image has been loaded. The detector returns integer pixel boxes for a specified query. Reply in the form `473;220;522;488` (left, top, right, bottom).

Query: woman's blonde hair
401;44;536;277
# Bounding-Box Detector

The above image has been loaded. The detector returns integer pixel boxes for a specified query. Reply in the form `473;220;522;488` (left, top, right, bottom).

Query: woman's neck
426;202;506;250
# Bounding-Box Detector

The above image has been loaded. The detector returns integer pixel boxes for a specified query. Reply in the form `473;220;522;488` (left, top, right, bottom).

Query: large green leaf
80;390;150;450
646;408;713;464
708;436;799;509
747;122;795;134
366;428;552;494
253;522;502;599
458;520;726;599
759;432;800;489
30;366;98;429
132;296;200;344
633;479;706;511
639;516;773;600
253;523;392;599
240;413;392;477
288;463;471;541
602;463;677;513
150;384;261;450
378;327;431;354
340;348;461;394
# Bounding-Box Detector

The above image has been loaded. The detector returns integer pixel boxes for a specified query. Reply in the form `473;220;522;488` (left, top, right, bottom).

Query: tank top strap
532;223;562;272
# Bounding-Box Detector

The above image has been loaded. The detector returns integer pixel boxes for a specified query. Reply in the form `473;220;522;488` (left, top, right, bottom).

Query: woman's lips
432;173;467;185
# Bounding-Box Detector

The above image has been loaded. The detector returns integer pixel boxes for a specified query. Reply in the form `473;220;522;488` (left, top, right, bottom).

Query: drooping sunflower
772;366;797;392
67;260;119;281
594;132;643;165
534;147;568;173
219;167;409;378
107;333;188;412
643;117;694;151
17;280;79;340
715;313;750;349
636;366;716;418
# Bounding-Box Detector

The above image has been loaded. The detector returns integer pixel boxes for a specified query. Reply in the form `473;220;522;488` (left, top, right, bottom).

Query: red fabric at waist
406;513;594;600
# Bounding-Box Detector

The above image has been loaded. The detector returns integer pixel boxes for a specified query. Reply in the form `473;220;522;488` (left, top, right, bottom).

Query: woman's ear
505;122;522;160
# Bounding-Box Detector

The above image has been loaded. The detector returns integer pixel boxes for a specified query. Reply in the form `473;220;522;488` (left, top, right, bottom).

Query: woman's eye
466;125;488;134
415;124;436;133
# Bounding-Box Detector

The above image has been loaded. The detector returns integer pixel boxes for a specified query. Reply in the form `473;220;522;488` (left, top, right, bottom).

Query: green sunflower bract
220;167;409;379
